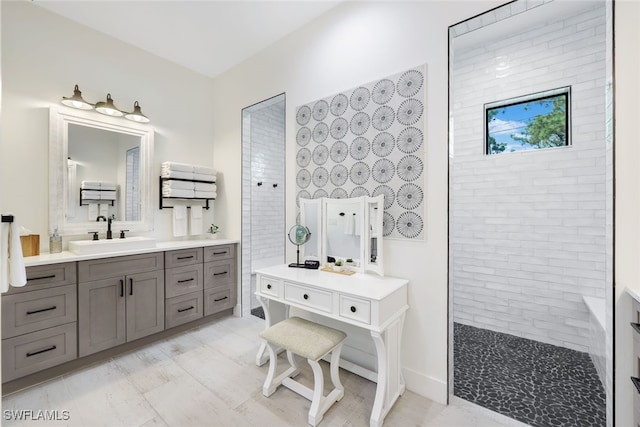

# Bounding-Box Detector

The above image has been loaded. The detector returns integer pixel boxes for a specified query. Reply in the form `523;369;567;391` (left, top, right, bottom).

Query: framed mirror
365;196;384;276
49;106;154;236
299;197;322;260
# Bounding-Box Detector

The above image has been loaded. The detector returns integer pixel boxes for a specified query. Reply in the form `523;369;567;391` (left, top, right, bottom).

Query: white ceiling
33;0;342;79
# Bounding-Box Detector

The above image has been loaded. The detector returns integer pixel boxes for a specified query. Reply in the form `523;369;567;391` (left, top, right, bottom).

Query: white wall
614;1;640;426
0;1;216;248
211;0;503;403
451;2;607;352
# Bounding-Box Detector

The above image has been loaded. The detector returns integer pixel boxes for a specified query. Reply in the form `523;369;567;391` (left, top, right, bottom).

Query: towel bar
1;214;14;223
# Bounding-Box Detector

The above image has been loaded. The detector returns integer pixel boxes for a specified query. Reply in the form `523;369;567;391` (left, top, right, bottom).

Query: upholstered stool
259;316;347;426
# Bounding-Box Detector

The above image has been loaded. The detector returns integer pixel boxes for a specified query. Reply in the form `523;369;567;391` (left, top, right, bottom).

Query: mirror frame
299;197;322;260
49;106;154;236
365;195;384;276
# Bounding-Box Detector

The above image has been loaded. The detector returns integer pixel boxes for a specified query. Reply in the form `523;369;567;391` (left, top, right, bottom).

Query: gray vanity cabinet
203;245;237;316
1;263;78;382
164;249;204;329
78;253;164;357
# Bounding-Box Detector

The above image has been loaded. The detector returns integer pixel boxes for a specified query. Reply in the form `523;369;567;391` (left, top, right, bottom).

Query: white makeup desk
255;264;408;427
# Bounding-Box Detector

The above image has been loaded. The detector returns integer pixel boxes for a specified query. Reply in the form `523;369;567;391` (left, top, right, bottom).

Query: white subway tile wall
451;2;606;351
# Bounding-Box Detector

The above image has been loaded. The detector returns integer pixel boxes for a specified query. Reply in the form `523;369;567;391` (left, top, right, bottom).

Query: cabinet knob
303;294;309;300
267;284;272;289
350;306;357;313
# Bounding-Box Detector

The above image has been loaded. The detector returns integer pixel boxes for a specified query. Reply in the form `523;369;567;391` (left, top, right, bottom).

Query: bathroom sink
68;236;156;255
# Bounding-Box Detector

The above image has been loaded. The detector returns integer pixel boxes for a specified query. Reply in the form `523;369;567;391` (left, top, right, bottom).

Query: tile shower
241;94;285;318
449;1;611;426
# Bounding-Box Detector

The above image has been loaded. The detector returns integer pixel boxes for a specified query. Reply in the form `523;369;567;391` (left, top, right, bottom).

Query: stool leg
329;343;345;401
263;342;279;397
307;359;325;427
286;350;301;378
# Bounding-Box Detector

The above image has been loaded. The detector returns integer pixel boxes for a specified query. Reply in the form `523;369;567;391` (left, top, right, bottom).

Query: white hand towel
194;165;217;175
81;180;102;190
194;173;216;182
1;221;27;293
173;205;188;237
81;190;102;199
194;182;217;192
344;213;355;235
163;180;195;190
189;206;203;236
99;204;109;218
162;161;195;172
354;213;361;236
100;190;117;201
195;191;217;199
100;182;117;191
88;203;99;221
161;170;194;180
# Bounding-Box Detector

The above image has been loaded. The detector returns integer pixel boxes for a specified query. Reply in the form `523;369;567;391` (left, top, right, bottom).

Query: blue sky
487;98;555;152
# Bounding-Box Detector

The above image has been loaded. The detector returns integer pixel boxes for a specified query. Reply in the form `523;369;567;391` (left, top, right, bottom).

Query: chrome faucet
95;216;113;239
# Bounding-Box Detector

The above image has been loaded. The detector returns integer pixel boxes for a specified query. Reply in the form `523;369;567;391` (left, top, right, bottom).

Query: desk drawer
166;264;203;298
284;282;332;313
165;292;203;329
339;295;371;325
2;284;77;339
2;323;77;382
260;276;281;298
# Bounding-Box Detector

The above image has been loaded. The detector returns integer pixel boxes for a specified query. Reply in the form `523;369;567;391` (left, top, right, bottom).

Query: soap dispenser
50;227;62;254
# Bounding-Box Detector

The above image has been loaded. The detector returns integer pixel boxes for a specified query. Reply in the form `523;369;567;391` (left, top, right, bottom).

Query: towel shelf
79;189;116;207
159;176;216;210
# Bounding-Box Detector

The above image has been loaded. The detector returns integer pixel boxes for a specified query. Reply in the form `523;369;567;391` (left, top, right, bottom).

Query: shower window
485;87;570;155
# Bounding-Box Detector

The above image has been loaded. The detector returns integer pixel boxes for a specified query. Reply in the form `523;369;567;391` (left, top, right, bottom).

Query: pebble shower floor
454;323;605;426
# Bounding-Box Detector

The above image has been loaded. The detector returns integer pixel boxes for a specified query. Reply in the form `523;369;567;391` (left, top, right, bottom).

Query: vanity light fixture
60;84;151;123
61;84;93;110
94;93;124;117
124;101;150;123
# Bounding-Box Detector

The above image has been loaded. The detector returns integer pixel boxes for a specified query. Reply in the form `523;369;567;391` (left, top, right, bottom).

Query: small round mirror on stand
288;225;311;268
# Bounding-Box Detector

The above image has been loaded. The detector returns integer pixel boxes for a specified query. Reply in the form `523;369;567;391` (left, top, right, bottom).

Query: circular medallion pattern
372;132;395;157
396;211;423;238
397;69;424;98
297;127;311;146
313;189;328;199
350;87;371;111
330;94;349;116
397;155;423;182
330;164;348;186
382;212;395;236
330;117;348;140
296;169;311;189
312;122;329;143
330;188;348;199
296;106;311;126
350;112;370;136
372;79;395;104
350;162;370;185
397;127;423;153
373;185;395;209
350;186;370;198
296;148;311;167
312;167;329;187
312;145;329;165
372;159;395;183
372;106;395;131
330;141;348;163
350;137;370;160
312;100;329;121
396;183;423;210
397;98;424;126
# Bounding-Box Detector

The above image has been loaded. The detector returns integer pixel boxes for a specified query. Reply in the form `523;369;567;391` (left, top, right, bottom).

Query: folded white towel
162;161;194;173
189;206;203;236
100;182;116;191
81;180;102;190
1;221;27;293
173;205;188;237
100;190;117;201
195;191;217;199
162;188;195;198
163;180;195;190
194;173;216;182
88;203;98;220
81;190;102;199
194;182;217;192
161;170;194;180
194;165;217;175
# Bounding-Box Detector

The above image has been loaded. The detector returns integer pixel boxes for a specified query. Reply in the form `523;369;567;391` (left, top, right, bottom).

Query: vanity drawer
260;276;281;298
204;287;235;316
2;284;77;339
2;323;77;382
165;292;203;329
339;295;371;325
204;259;236;290
204;244;235;262
284;282;332;313
4;263;76;295
165;248;203;269
79;253;164;281
166;264;203;298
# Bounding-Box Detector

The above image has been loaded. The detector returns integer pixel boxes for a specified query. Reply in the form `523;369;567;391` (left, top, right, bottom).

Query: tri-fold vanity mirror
49;106;154;235
300;195;384;276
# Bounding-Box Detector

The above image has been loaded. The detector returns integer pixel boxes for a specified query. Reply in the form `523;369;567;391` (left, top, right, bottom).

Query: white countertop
627;287;640;304
23;238;239;267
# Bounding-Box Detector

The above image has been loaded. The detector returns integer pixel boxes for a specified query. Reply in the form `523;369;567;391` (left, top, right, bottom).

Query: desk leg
255;295;289;367
369;313;406;427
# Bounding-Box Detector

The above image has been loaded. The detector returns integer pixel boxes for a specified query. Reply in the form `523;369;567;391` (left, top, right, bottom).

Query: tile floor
454;322;606;427
3;315;526;427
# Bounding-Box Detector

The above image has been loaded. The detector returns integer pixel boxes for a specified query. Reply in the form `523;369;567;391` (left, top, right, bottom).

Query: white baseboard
402;366;448;405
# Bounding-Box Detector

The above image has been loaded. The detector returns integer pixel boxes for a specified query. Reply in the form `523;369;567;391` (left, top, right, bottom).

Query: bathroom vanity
1;240;238;387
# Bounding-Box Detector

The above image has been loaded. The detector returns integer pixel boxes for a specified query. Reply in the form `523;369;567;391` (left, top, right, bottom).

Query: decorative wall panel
295;65;426;240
